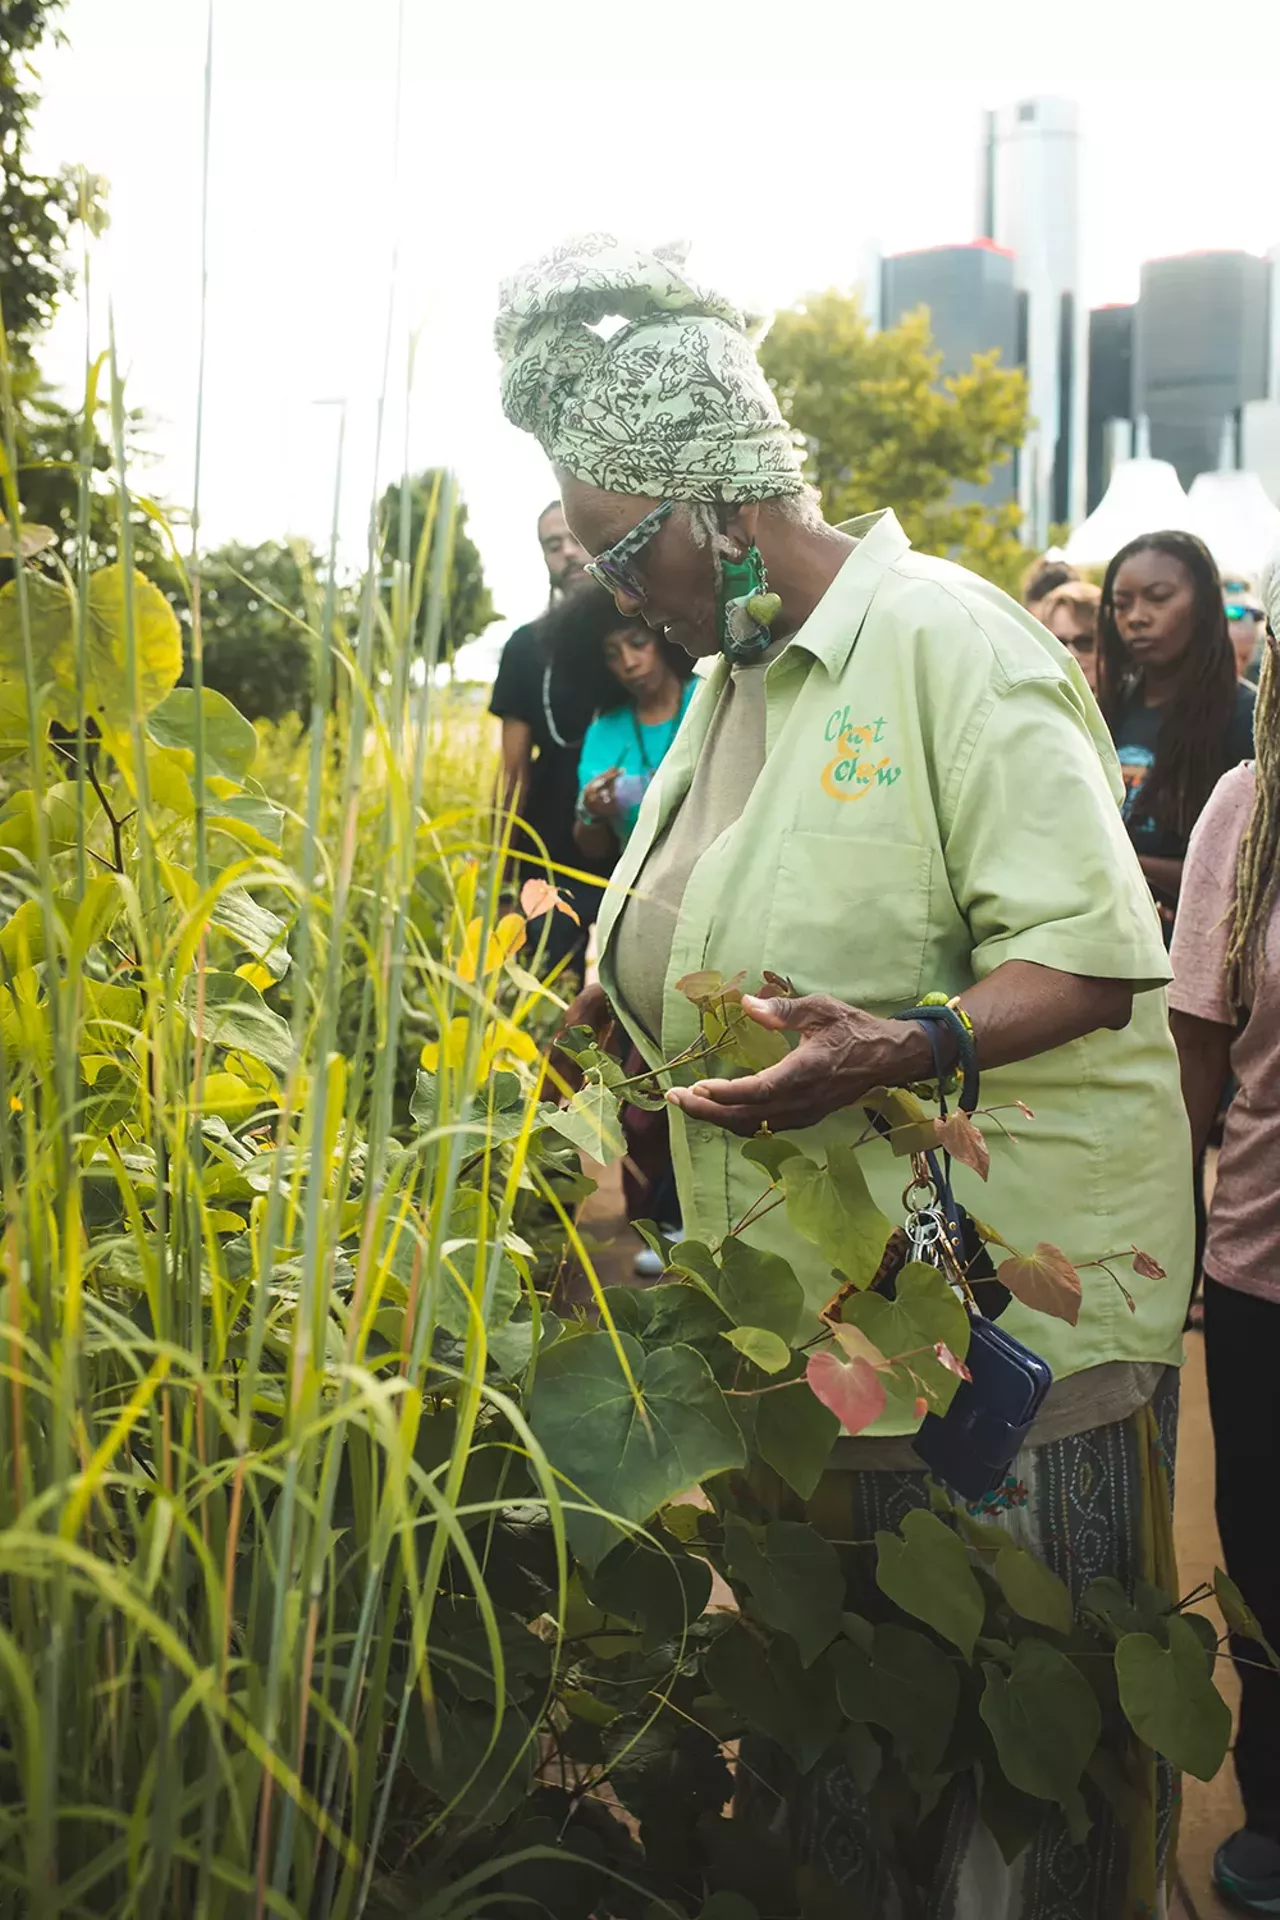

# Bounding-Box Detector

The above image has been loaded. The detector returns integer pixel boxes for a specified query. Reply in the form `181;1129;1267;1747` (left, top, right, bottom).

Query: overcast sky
29;0;1280;668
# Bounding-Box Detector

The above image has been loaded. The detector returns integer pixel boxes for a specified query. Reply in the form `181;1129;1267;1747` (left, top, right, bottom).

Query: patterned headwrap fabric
495;233;806;503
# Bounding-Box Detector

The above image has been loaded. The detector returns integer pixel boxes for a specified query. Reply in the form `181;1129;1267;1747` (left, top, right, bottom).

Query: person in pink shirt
1169;548;1280;1915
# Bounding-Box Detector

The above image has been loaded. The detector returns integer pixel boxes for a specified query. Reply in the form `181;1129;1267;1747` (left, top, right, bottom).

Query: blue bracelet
894;1003;980;1114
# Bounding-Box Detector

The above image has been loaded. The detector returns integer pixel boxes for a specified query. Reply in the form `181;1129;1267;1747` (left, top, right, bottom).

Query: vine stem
85;747;126;873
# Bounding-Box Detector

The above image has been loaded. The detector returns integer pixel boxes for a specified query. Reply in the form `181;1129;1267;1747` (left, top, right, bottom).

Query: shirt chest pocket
762;831;936;1012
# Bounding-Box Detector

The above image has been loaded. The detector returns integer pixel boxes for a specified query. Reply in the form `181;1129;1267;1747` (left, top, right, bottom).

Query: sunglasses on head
584;501;675;602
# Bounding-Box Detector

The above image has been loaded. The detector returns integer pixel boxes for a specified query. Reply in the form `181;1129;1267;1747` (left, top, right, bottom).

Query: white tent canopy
1062;460;1197;568
1186;471;1280;583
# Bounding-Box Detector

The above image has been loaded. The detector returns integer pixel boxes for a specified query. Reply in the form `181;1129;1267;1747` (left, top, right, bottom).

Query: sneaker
633;1246;664;1279
1214;1829;1280;1913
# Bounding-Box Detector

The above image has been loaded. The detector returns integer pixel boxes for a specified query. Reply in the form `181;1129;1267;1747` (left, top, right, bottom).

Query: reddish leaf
997;1242;1083;1326
761;970;796;996
933;1112;990;1181
933;1342;972;1382
806;1349;886;1436
1131;1247;1166;1281
912;1395;928;1419
830;1323;890;1370
520;879;579;925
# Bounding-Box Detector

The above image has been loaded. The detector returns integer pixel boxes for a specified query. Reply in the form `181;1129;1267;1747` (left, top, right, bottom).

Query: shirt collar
782;509;911;679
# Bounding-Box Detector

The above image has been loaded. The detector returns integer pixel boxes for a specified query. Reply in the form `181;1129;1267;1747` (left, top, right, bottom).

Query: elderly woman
497;237;1193;1916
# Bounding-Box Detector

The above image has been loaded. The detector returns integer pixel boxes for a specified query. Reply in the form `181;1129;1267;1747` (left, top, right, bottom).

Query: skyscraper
978;97;1087;544
1136;251;1272;487
880;241;1019;505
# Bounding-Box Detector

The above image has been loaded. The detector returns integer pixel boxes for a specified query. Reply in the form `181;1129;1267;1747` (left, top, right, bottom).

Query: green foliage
0;1;95;354
759;290;1031;594
378;467;499;661
176;538;323;724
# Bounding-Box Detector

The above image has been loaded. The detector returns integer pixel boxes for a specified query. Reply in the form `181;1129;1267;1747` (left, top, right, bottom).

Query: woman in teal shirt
538;584;696;857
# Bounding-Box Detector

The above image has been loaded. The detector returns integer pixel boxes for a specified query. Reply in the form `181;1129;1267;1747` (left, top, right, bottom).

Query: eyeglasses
1226;603;1264;624
584;501;674;603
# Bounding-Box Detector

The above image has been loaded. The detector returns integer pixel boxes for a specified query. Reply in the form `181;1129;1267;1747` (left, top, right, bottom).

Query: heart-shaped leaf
1115;1615;1232;1780
783;1144;893;1286
1214;1568;1280;1668
997;1243;1082;1326
994;1544;1074;1635
841;1262;971;1407
722;1326;790;1374
528;1330;745;1568
740;1133;805;1182
830;1323;890;1369
755;1378;838;1499
724;1518;844;1666
717;1238;803;1342
520;877;579;923
806;1348;886;1435
979;1637;1101;1805
934;1111;990;1180
875;1509;984;1660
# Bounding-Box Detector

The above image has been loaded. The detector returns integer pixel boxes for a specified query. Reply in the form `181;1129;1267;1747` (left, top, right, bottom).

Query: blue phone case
912;1315;1053;1501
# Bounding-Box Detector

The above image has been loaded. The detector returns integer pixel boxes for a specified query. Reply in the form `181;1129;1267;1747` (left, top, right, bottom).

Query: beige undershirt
609;641;1163;1458
612;644;780;1049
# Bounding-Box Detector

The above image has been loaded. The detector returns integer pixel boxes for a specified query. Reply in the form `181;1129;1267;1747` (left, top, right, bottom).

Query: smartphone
612;772;651;811
912;1316;1053;1501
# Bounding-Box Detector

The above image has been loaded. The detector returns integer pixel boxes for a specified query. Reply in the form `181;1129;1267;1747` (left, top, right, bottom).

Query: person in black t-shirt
489;501;609;969
1100;530;1256;941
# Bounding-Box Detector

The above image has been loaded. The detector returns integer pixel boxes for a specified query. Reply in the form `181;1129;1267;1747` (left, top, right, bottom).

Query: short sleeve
944;673;1172;988
1168;766;1254;1026
489;625;538;723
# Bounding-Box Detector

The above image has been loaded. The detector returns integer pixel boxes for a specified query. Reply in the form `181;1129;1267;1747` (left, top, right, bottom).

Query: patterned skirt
730;1368;1181;1920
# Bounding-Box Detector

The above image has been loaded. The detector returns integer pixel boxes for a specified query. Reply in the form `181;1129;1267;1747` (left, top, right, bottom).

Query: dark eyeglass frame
1225;603;1264;624
584;501;675;603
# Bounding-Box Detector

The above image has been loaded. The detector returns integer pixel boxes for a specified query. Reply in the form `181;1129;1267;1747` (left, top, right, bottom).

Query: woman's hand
665;993;931;1136
581;768;623;821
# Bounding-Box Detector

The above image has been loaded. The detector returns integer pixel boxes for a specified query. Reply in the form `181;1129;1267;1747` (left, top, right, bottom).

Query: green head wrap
495;233;806;503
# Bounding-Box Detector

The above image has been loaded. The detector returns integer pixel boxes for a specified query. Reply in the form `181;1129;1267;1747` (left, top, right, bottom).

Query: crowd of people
489;234;1280;1917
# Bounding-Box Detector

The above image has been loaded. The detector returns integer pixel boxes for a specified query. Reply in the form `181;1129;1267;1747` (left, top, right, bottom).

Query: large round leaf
979;1638;1101;1807
528;1330;745;1569
147;685;258;781
0;566;181;730
1115;1615;1232;1781
180;971;294;1076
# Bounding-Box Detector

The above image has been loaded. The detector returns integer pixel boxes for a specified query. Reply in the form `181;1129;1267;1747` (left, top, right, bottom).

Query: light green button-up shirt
598;511;1192;1423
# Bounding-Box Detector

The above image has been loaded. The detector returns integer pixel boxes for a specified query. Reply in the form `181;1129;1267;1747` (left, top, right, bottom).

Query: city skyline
26;0;1280;656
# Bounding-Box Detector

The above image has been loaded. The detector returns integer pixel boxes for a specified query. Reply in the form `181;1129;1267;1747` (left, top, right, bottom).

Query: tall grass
0;224;586;1920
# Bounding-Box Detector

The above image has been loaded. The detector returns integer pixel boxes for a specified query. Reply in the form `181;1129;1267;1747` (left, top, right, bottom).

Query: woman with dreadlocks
1168;550;1280;1917
1101;529;1256;941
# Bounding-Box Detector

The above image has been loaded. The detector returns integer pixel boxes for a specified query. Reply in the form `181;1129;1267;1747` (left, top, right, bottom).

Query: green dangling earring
717;543;782;664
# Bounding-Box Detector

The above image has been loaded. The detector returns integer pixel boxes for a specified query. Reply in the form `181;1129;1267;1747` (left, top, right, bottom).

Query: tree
759;291;1030;595
0;1;100;355
377;470;499;661
174;540;320;725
